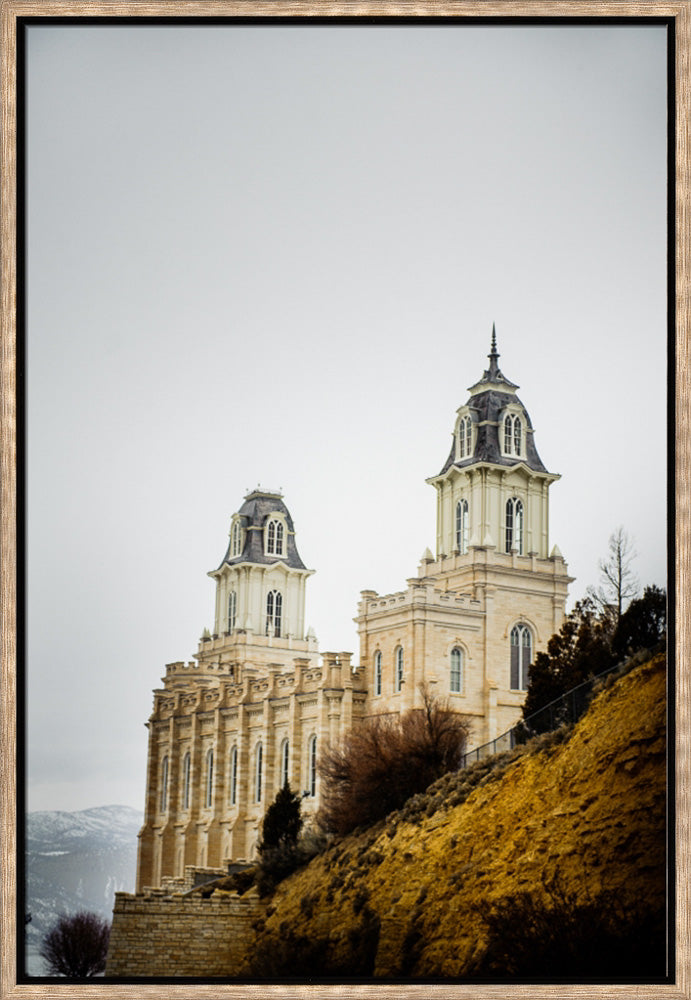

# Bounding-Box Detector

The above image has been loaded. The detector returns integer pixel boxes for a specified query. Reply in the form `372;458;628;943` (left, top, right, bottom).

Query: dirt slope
245;654;667;979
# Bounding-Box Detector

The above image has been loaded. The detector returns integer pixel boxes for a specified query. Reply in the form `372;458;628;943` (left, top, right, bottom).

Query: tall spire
488;322;500;377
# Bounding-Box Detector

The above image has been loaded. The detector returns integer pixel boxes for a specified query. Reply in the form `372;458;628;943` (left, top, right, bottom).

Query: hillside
25;805;142;976
245;654;667;980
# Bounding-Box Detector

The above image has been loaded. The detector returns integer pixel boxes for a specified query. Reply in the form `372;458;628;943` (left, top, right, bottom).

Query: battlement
152;651;364;719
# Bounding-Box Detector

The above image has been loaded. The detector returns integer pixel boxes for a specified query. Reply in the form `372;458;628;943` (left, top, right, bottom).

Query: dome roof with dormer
435;327;550;477
217;490;308;570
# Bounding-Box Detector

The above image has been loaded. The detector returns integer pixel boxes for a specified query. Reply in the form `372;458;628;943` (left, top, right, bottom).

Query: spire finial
488;323;500;376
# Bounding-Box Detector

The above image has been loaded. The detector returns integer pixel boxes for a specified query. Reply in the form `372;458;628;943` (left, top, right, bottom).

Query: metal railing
460;657;636;769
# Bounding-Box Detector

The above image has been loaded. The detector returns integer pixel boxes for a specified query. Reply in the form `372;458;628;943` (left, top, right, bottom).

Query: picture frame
1;2;688;997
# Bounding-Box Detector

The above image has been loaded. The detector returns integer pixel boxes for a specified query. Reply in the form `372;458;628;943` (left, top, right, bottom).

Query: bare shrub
318;686;469;835
39;911;110;978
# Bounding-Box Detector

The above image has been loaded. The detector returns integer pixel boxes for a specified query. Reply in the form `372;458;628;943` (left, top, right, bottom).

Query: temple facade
135;331;572;890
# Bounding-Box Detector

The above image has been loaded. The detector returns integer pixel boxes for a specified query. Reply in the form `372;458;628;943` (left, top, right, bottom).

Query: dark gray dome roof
217;491;308;570
435;329;550;477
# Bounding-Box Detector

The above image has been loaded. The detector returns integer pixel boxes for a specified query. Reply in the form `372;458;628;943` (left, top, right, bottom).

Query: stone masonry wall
106;889;266;978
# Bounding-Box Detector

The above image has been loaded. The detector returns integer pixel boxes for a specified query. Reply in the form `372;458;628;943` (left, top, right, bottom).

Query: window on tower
450;647;464;693
266;519;285;556
505;497;524;554
230;519;243;557
394;646;404;692
510;623;532;690
503;413;523;457
456;499;469;554
458;415;473;459
228;590;237;632
266;590;283;637
374;650;382;696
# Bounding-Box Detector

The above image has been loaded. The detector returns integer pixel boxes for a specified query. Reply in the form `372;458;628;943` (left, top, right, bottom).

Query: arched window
307;735;317;797
230;520;243;557
255;742;263;803
229;746;238;806
505;497;524;555
182;752;191;810
510;623;533;691
266;590;283;637
160;756;169;813
205;749;214;808
450;647;463;693
279;738;290;789
456;499;469;555
503;413;523;456
374;650;382;696
458;416;472;459
228;590;237;632
394;646;404;693
266;519;285;556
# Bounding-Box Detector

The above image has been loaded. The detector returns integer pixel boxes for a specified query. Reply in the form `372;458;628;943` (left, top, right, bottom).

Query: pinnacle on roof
469;324;519;393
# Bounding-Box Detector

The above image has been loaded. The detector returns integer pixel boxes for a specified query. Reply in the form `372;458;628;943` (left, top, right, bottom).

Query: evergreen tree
612;584;666;657
521;599;616;730
259;783;303;854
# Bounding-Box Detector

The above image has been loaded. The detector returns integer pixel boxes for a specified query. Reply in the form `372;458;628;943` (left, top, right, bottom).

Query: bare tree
587;527;638;624
40;911;110;977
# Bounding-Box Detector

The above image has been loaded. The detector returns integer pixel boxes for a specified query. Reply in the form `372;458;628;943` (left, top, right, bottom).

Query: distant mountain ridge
25;804;142;977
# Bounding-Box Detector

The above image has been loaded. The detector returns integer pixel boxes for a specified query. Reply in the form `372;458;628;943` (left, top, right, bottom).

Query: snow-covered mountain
24;805;142;977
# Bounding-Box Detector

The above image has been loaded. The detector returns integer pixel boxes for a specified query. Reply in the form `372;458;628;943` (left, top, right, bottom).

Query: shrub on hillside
40;911;110;978
318;686;469;835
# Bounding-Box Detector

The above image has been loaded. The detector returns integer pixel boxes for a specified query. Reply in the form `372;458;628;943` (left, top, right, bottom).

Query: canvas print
21;17;670;983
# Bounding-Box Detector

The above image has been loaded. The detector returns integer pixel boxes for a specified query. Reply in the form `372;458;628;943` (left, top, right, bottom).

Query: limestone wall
106;889;266;978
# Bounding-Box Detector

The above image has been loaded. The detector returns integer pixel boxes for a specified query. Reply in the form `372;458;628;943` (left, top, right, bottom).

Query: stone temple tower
136;489;365;890
356;329;572;746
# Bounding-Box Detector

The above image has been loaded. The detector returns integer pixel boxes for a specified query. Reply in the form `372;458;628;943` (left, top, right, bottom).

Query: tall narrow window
504;414;523;456
374;650;382;696
255;743;263;803
514;417;522;455
510;624;533;690
229;746;238;806
266;519;284;555
205;749;214;808
504;414;513;454
307;735;317;797
160;756;169;813
505;498;524;554
230;520;243;557
266;590;283;637
182;752;191;810
458;416;472;459
394;646;404;692
450;647;463;693
456;499;469;554
280;738;290;789
228;590;237;631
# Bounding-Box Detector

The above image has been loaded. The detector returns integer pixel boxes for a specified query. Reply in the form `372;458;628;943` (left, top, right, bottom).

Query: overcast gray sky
25;22;668;812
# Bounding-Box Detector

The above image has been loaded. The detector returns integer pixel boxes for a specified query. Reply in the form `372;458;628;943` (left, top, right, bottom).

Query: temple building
135;331;572;890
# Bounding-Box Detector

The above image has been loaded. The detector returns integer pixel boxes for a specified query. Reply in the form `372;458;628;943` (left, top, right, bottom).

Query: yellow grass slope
247;654;667;978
